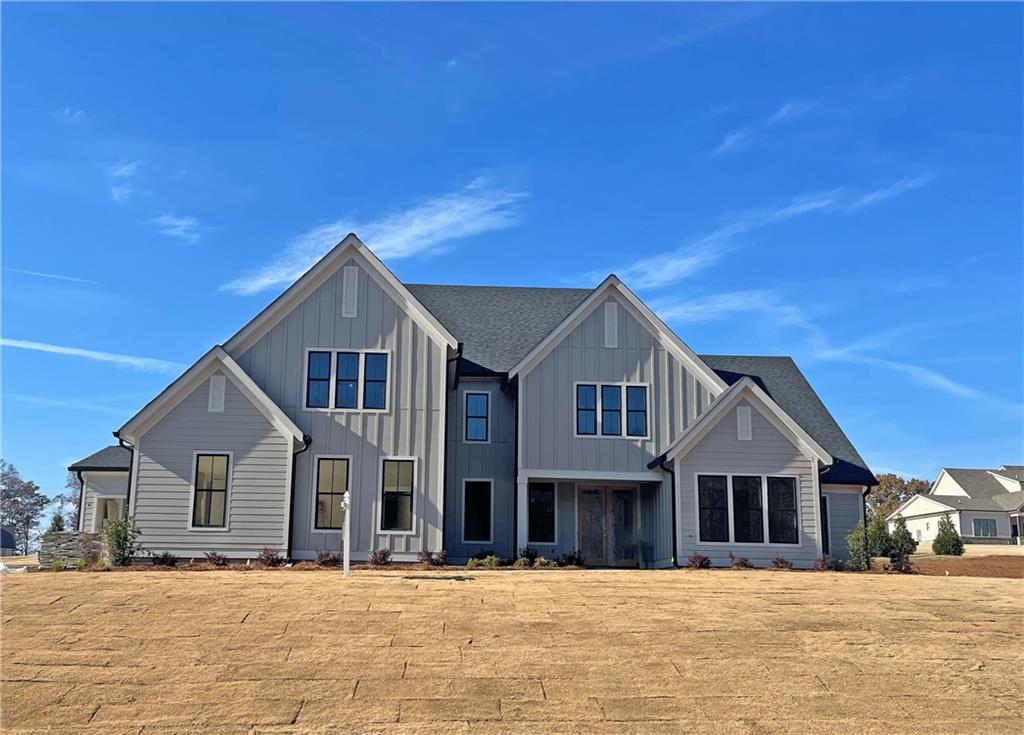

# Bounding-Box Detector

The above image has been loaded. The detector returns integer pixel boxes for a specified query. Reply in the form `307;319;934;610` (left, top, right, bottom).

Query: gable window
465;392;489;442
576;385;597;435
767;477;799;544
191;454;229;529
732;476;764;543
380;459;414;533
698;475;729;542
306;351;331;408
363;353;388;410
528;483;556;544
972;518;997;537
463;479;492;543
314;458;349;530
601;386;622;436
696;474;800;545
626;386;648;437
334;353;359;409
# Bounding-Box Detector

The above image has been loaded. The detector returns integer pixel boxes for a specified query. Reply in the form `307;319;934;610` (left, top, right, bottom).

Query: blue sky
3;3;1022;513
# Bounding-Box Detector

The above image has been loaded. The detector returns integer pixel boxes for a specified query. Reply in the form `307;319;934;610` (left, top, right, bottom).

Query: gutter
75;470;86;532
286;434;313;560
648;452;678;568
112;432;135;519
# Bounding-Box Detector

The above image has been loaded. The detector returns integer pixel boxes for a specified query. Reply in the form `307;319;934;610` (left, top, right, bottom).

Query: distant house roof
934;468;1024;512
997;465;1024;480
68;445;131;472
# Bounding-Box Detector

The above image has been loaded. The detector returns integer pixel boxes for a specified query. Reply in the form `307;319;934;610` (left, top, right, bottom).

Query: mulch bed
911;555;1024;579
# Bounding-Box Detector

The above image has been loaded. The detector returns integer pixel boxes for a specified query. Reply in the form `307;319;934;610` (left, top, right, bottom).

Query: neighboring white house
887;465;1024;544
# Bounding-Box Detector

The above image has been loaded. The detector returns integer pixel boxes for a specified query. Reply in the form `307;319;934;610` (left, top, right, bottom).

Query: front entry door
578;487;638;567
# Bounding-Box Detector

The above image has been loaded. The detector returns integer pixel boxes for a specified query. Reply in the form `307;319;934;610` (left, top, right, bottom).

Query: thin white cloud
0;338;184;373
107;159;140;204
222;177;527;295
6;394;129;416
58;107;86;121
4;268;98;285
149;214;204;242
712;100;811;156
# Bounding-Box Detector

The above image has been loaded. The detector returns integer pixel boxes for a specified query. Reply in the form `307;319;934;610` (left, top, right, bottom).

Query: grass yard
2;569;1021;734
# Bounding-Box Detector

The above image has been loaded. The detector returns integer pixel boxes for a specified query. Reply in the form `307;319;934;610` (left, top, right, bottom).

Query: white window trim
572;381;650;440
972;517;998;538
302;347;392;414
377;456;417;536
90;495;125;533
186;450;234;532
463;390;491;444
461;478;494;544
310;454;352;534
527;482;559;546
693;472;802;547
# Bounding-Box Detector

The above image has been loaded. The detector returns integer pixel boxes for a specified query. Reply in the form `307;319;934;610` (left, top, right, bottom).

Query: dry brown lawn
2;568;1022;734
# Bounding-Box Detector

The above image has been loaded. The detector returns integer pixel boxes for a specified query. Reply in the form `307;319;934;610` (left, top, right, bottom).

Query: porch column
516;478;529;554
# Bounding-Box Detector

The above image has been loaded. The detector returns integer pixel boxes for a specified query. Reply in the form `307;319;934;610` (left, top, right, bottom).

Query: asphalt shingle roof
933;468;1024;512
68;445;131;472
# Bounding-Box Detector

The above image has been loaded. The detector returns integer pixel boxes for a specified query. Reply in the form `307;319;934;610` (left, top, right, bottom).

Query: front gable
931;469;969;497
887;492;957;520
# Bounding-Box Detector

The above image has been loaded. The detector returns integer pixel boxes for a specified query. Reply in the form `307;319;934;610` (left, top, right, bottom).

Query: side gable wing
886;492;957;521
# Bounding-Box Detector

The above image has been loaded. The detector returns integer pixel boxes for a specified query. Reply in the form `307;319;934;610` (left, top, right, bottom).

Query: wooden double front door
577;486;639;567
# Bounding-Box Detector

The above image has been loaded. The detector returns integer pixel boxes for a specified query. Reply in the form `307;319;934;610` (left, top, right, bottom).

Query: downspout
287;434;313;560
440;344;462;553
510;376;519;560
75;470;86;532
113;432;135;519
657;455;678;568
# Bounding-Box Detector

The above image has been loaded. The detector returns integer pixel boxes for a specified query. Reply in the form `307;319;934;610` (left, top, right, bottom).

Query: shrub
50;557;67;572
728;552;753;570
512;557;532;569
415;549;447;566
888;516;918;573
866;514;893;557
769;555;793;570
519;547;539;564
535;557;558;568
466;554;500;569
416;549;433;565
368;548;392;567
93;558;109;571
315;549;341;567
812;555;843;571
257;547;285;567
844;522;872;572
151;551;179;567
205;551;228;567
470;548;495;560
686;552;711;569
931;514;965;556
103;516;143;567
74;558;88;572
558;550;585;567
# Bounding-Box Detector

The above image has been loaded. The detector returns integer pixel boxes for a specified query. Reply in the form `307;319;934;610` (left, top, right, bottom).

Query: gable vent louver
341;266;358;318
604;301;618;348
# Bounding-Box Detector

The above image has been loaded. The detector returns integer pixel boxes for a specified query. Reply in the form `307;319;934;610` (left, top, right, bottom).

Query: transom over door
577;487;638;567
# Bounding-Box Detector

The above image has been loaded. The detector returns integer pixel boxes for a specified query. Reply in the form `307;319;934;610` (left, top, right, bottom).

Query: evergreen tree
46;513;66;533
844;522;871;571
866;514;893;557
888;516;918;573
931;514;965;556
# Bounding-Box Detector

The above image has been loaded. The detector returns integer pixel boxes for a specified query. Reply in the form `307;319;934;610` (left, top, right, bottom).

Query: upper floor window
335;353;359;409
304;349;390;412
576;385;597;435
574;382;649;438
363;353;388;410
306;351;331;408
601;386;621;436
380;458;414;533
191;453;229;529
626;386;648;437
465;392;490;442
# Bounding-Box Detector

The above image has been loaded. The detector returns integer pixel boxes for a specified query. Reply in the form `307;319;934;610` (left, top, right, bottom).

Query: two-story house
72;235;876;567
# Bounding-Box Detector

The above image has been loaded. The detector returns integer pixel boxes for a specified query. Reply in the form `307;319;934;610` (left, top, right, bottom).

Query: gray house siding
80;472;128;533
520;295;713;473
445;379;516;561
231;254;447;560
639;479;674;566
822;488;864;560
132;373;291;557
675;400;820;568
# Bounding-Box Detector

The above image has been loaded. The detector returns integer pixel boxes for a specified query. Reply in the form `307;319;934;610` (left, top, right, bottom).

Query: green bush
103;516;143;567
518;547;539;564
74;558;87;571
844;522;872;571
93;558;109;571
866;514;893;557
511;557;532;569
50;557;67;572
535;557;558;568
466;554;500;569
888;516;918;573
931;514;965;556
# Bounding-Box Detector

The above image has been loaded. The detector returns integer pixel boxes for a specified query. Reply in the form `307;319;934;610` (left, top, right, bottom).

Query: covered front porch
515;470;673;567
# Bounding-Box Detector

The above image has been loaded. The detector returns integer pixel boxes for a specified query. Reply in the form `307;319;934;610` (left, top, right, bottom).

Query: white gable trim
508;275;727;394
885;492;957;521
661;377;831;466
223;234;457;356
117;346;304;445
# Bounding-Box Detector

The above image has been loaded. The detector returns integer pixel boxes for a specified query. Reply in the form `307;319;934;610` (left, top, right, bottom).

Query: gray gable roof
935;468;1024;512
68;445;131;472
997;465;1024;479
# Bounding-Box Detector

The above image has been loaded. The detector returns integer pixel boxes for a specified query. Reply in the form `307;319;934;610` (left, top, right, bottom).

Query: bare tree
0;460;50;555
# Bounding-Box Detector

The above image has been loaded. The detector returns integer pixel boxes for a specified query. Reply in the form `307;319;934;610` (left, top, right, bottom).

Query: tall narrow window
463;480;492;543
576;384;597;435
334;352;359;409
380;459;413;532
192;454;229;528
465;392;489;442
626;386;647;437
528;483;556;544
306;351;331;408
697;475;728;542
767;477;799;544
732;476;764;543
314;458;349;530
363;353;388;410
601;385;622;436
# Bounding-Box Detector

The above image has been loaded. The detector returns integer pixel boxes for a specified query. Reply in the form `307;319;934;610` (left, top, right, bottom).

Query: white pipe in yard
342;490;351;577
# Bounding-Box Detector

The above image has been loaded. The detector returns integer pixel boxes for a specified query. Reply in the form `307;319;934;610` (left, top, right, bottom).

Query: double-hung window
465;392;489;442
380;459;414;533
192;454;229;529
314;458;349;530
732;476;764;543
334;353;359;409
363;353;388;410
304;350;389;411
698;475;729;542
574;382;649;438
697;474;800;545
767;477;799;544
626;386;647;437
306;351;331;408
601;386;621;436
576;385;597;435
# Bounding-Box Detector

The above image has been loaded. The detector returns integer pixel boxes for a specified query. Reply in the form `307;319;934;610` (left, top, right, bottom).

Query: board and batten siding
231;254;447;559
519;295;713;473
821;487;864;559
675;400;820;567
80;472;129;533
132;372;291;557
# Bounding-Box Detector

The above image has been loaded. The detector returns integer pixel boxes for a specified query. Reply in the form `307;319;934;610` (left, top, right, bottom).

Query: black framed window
697;474;729;542
528;483;556;543
767;477;799;544
192;454;229;528
334;353;359;409
314;458;349;530
732;476;764;543
380;459;413;532
601;385;622;436
626;386;647;437
306;351;331;408
463;480;492;542
363;353;388;409
576;384;597;435
465;393;489;442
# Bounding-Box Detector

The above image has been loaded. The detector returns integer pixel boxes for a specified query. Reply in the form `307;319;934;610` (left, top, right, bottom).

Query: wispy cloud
222;177;528;295
4;268;98;285
712;100;812;156
6;394;129;416
1;338;184;373
149;213;204;242
107;158;141;204
606;176;933;290
57;107;86;121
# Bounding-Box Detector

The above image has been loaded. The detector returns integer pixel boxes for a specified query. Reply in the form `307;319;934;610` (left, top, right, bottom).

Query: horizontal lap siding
676;400;819;568
81;473;128;532
133;373;289;557
823;490;863;558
